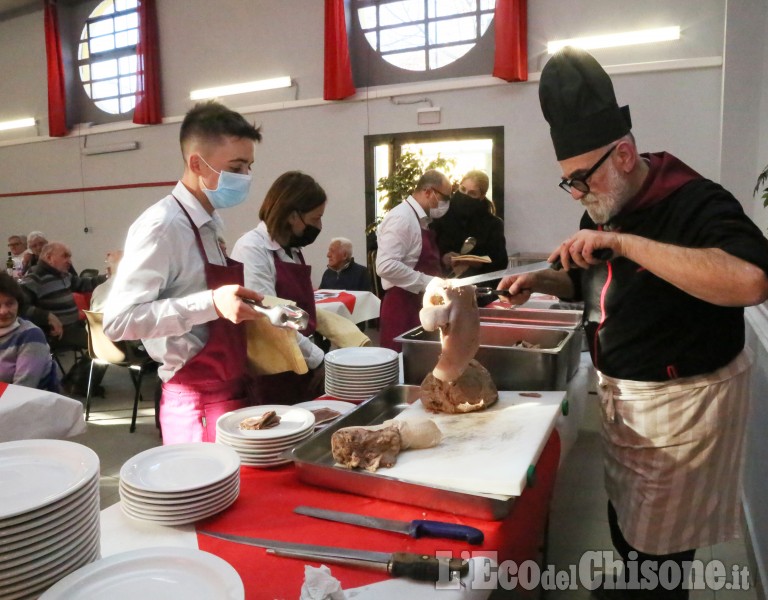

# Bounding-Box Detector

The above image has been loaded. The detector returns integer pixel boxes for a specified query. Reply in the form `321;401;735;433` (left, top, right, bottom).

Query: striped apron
597;350;751;555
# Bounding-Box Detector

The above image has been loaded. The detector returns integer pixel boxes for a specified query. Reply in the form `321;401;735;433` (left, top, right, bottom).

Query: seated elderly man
7;234;27;276
319;237;370;291
20;242;107;395
21;231;47;276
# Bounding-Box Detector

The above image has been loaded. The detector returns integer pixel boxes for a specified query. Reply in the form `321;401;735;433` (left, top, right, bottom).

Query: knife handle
389;552;469;581
410;520;484;545
550;248;613;271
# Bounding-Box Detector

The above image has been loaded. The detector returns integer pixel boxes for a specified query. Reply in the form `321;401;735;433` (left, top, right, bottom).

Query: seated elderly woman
0;273;59;391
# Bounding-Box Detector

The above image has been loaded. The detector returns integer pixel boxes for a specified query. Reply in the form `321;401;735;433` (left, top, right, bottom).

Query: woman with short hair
0;272;59;391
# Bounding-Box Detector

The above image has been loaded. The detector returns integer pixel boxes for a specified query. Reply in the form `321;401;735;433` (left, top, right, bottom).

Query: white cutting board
383;391;565;497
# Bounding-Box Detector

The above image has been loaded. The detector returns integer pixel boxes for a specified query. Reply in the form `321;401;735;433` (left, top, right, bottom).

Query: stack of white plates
119;443;240;526
324;347;399;401
216;405;315;468
0;440;101;600
39;547;244;599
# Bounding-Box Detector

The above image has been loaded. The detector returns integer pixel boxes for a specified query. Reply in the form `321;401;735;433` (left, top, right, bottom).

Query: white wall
1;0;760;285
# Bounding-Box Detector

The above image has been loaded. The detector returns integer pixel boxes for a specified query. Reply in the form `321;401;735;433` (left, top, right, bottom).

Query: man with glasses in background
7;235;26;277
375;169;451;350
498;47;768;599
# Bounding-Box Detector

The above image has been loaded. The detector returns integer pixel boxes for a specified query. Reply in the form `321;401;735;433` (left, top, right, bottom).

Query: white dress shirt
231;222;324;369
103;182;225;382
375;196;435;293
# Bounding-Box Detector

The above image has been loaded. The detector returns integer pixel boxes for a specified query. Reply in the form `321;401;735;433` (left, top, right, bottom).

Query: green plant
366;150;456;235
754;163;768;209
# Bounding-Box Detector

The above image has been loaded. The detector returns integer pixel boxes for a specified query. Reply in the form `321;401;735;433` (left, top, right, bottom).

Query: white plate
120;444;240;493
120;489;238;526
0;541;98;599
325;373;398;387
119;480;239;513
118;474;237;505
0;510;99;572
215;427;311;449
1;491;98;554
216;405;315;441
120;484;239;518
38;547;244;600
0;522;99;586
325;347;398;367
0;440;99;520
0;474;98;538
325;365;399;377
118;470;238;501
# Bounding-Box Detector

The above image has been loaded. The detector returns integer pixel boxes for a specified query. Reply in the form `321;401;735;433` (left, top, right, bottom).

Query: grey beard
582;162;633;224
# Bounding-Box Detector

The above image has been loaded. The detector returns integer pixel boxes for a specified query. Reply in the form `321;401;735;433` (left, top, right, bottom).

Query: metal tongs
242;298;309;330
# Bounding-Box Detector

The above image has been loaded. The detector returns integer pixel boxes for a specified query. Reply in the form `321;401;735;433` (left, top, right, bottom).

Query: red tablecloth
315;290;357;314
196;431;561;599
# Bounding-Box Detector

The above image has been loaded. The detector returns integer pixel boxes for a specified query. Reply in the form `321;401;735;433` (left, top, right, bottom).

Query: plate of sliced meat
294;400;356;428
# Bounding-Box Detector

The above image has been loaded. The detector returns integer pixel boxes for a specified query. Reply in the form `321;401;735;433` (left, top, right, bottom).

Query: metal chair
83;310;158;432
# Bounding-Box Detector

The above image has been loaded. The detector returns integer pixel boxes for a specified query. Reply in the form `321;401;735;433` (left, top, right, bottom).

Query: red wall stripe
0;181;177;199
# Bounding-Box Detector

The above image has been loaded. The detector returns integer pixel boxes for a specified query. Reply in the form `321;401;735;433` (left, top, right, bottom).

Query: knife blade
294;505;484;545
453;259;559;287
198;530;468;581
455;248;613;287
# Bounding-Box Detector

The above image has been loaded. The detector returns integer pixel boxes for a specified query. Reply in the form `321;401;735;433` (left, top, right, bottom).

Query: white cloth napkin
300;564;346;600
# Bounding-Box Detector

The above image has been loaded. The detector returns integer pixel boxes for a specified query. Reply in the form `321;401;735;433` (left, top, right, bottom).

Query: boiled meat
331;425;402;472
419;279;479;383
421;359;498;414
331;418;442;472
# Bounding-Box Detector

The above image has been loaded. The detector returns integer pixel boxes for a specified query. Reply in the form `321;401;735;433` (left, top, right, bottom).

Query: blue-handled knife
294;506;484;545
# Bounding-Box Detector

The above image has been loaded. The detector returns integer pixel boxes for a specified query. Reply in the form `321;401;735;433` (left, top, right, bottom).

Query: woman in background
231;171;326;404
0;272;59;391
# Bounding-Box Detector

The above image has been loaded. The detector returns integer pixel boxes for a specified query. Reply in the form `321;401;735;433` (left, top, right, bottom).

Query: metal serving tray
478;307;583;329
396;322;577;391
291;385;515;520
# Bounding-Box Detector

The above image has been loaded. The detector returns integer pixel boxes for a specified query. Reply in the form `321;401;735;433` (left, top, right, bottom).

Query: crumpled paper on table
300;564;346;600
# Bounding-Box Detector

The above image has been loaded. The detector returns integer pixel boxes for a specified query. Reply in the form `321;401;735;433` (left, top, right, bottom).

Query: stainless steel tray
290;385;515;520
397;322;577;390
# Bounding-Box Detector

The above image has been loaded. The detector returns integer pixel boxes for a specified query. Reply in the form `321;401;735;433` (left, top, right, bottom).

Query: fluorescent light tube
548;26;681;54
0;117;36;132
82;141;139;155
190;76;292;100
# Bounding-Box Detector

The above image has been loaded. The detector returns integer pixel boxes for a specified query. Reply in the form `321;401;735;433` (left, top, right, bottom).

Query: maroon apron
251;250;320;405
159;200;249;444
379;205;442;351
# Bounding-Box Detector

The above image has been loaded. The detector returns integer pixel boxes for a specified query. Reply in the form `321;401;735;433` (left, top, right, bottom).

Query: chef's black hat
539;46;631;160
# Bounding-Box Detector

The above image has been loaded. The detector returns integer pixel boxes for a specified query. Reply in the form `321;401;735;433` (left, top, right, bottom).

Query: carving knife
198;530;468;581
455;248;613;288
294;505;484;545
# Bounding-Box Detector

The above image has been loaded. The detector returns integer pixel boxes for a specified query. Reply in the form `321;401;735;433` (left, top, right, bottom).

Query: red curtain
133;0;162;124
492;0;528;82
323;0;356;101
44;0;68;137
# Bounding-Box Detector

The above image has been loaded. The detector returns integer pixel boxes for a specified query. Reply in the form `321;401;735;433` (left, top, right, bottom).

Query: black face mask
450;191;486;218
289;224;321;247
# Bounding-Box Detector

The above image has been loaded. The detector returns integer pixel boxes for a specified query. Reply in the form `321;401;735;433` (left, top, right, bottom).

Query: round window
356;0;496;72
77;0;139;115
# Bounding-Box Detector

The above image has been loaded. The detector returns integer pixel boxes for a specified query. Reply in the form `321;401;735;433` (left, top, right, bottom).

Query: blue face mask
198;156;252;209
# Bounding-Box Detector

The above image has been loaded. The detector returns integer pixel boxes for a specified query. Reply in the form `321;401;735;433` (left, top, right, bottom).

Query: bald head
40;242;72;274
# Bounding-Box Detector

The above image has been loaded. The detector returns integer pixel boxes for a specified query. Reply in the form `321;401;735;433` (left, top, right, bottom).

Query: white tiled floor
66;356;763;600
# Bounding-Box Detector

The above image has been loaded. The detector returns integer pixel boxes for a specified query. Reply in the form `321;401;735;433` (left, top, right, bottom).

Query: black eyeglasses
431;188;451;202
559;144;617;194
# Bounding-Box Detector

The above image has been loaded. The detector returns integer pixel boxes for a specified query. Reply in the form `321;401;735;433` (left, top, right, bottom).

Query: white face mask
429;199;450;220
